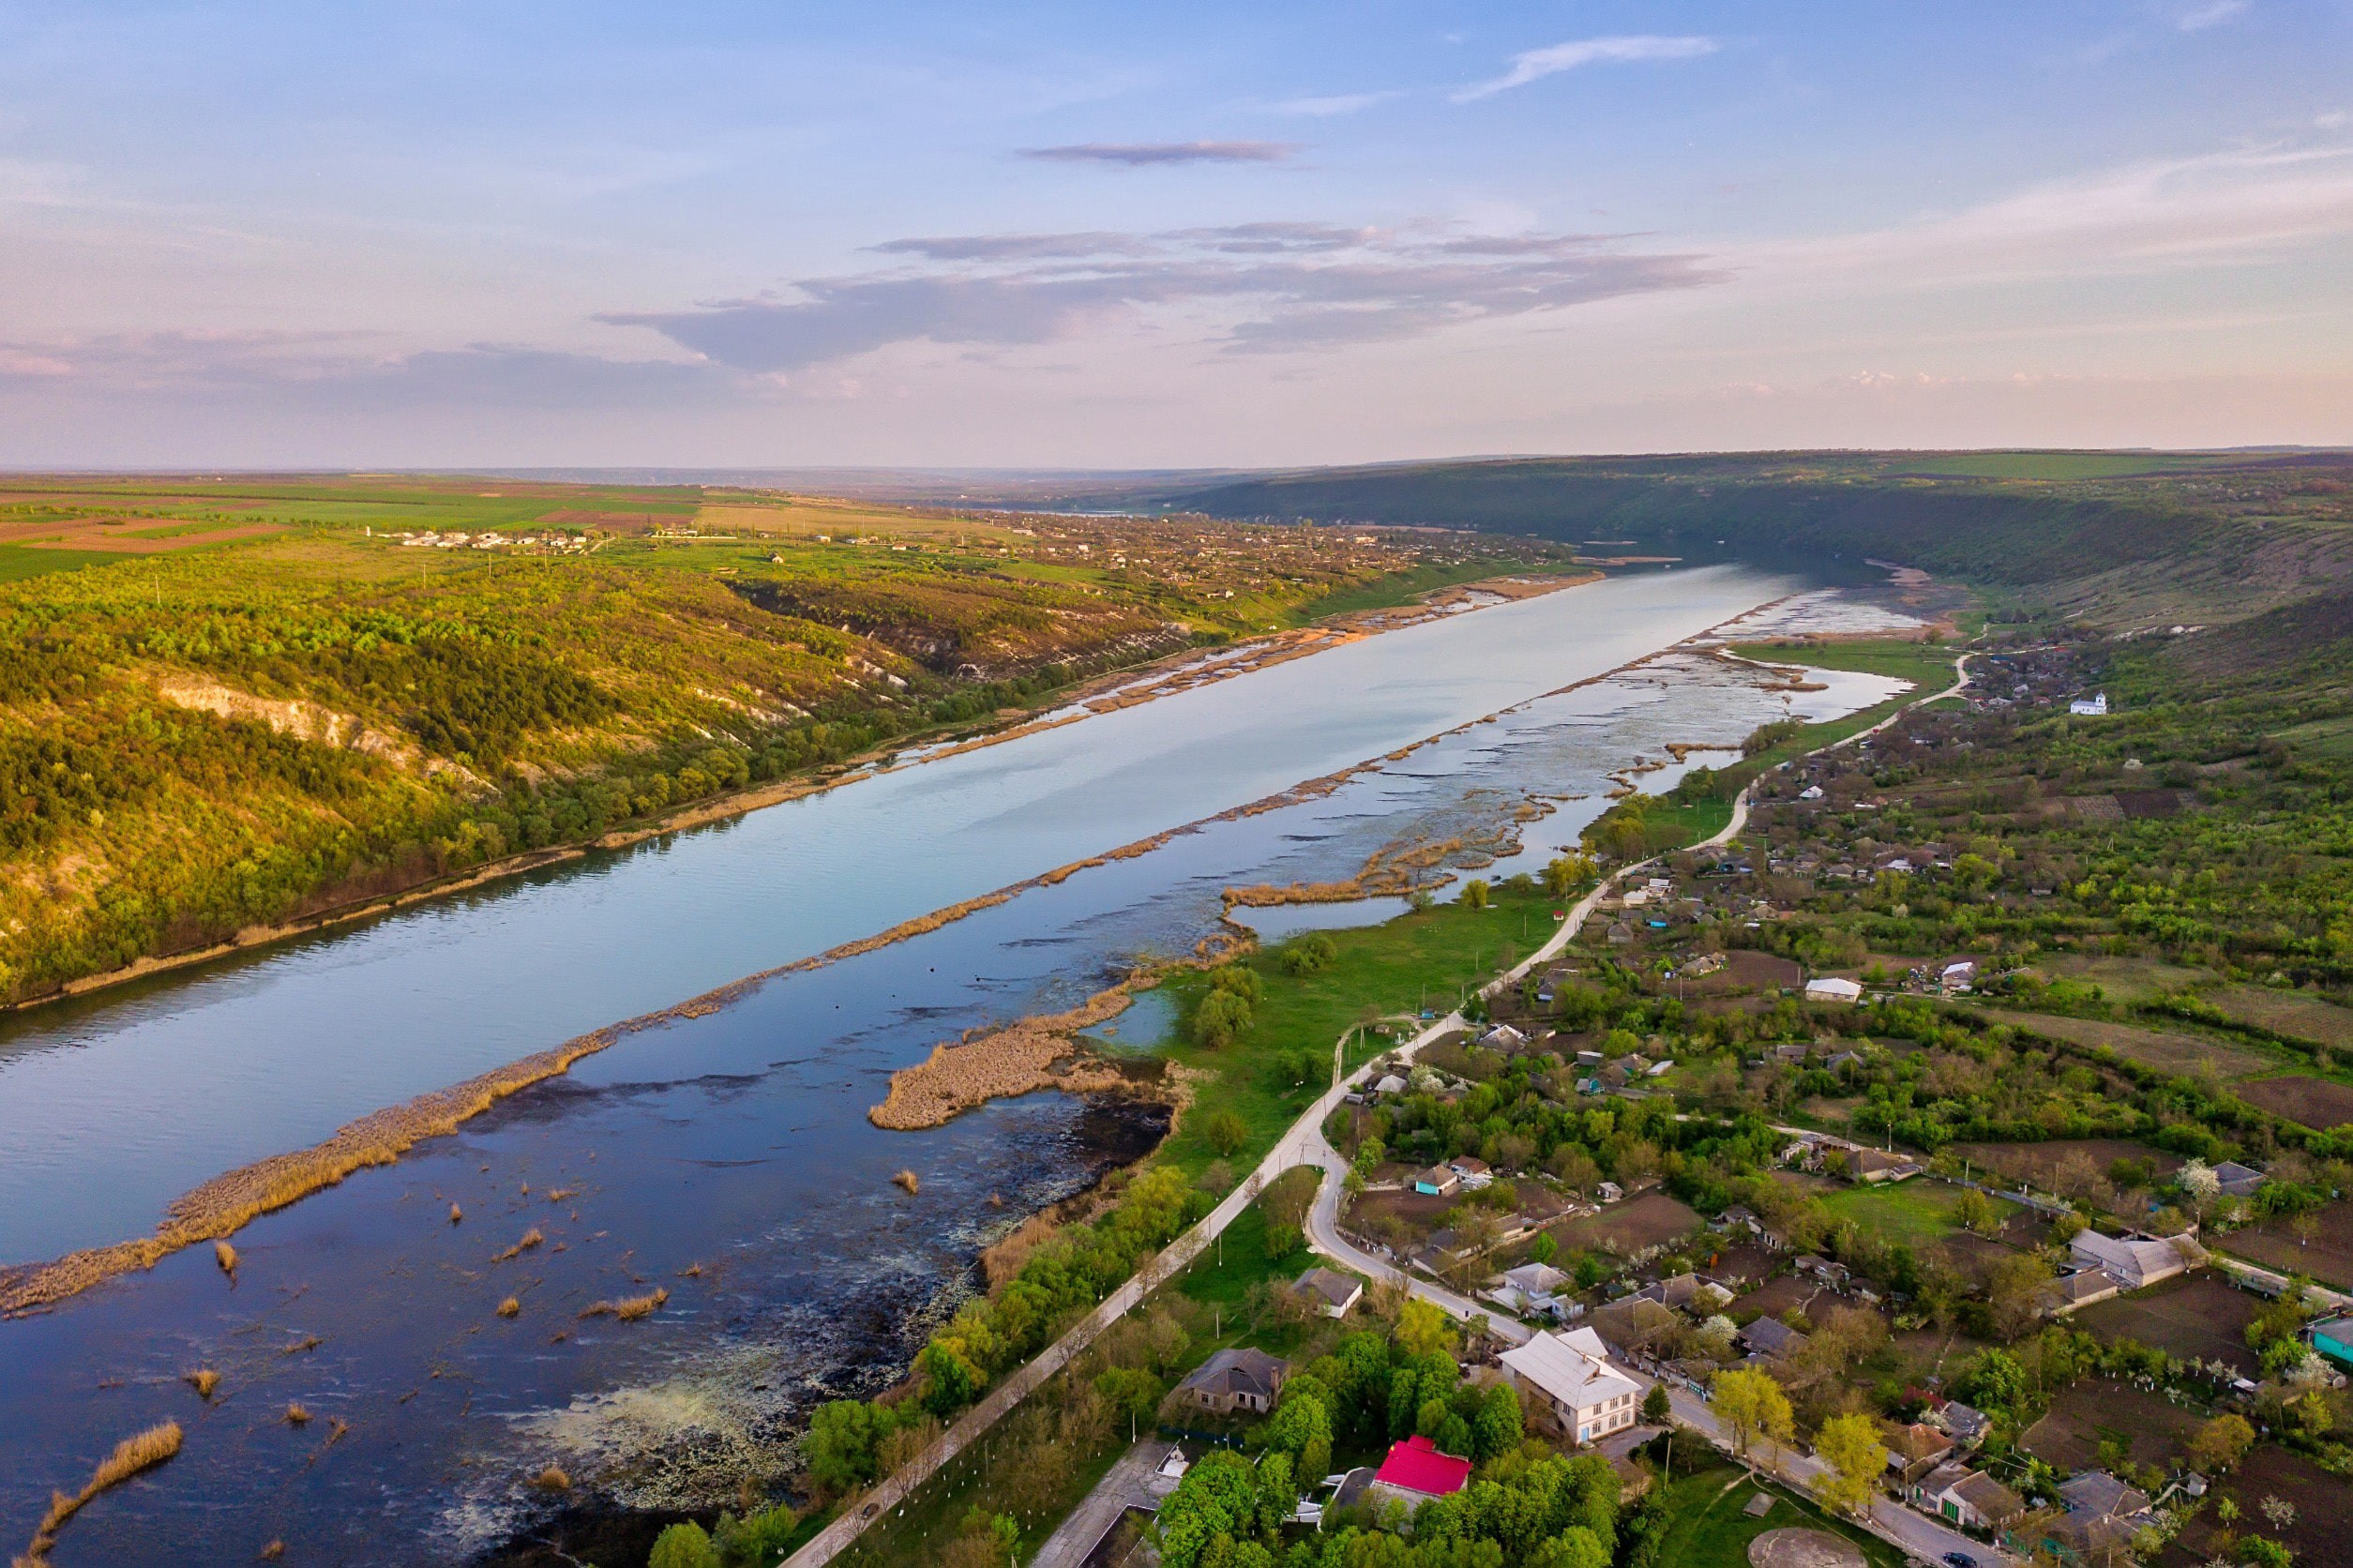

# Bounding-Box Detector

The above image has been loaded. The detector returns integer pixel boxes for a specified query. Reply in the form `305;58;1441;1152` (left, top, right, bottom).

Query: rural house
1177;1348;1288;1416
1365;1435;1472;1515
2070;1229;2189;1289
1497;1327;1642;1444
1292;1267;1363;1319
1412;1165;1460;1197
1909;1462;2025;1532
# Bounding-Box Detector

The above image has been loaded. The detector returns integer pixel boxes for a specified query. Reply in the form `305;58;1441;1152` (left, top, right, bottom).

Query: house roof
1497;1328;1640;1411
2071;1230;2181;1276
1372;1435;1472;1498
1951;1471;2024;1521
1294;1267;1362;1310
1180;1347;1287;1400
1920;1460;1976;1495
1413;1164;1457;1186
1940;1400;1988;1435
1740;1317;1809;1358
1501;1261;1569;1294
2059;1470;2149;1520
1450;1156;1491;1174
1632;1273;1702;1308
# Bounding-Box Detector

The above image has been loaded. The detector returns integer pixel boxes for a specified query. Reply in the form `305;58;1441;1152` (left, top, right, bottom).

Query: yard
1649;1463;1908;1568
1814;1181;2016;1249
2219;1198;2353;1290
1982;1010;2276;1080
1547;1192;1704;1258
2158;1441;2352;1568
2020;1378;2206;1472
2073;1274;2266;1377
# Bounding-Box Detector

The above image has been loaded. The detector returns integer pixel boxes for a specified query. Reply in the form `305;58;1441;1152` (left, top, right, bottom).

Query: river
0;566;1914;1565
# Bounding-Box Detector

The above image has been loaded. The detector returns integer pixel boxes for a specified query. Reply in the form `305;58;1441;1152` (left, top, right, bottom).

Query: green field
1815;1180;2014;1247
1652;1464;1908;1568
1151;882;1581;1180
1889;452;2210;480
1729;638;1960;688
0;543;113;580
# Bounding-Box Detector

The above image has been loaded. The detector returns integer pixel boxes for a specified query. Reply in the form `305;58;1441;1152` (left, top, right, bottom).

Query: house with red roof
1366;1435;1472;1515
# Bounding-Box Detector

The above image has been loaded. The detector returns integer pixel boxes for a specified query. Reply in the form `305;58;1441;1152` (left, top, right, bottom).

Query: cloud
1273;92;1400;117
2179;0;2249;30
869;233;1148;261
598;226;1725;372
1456;35;1717;101
1016;141;1303;166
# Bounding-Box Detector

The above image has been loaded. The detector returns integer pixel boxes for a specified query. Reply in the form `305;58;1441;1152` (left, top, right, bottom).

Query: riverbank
0;571;1601;1022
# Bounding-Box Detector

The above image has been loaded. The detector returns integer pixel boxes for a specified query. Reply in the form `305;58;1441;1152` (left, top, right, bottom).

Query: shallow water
0;568;1920;1565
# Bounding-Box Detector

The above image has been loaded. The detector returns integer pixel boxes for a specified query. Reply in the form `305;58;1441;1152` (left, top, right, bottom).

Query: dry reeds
531;1466;571;1492
282;1403;310;1425
680;1261;702;1278
490;1228;544;1262
279;1334;321;1357
447;1202;463;1225
260;1542;284;1560
892;1168;921;1194
544;1187;576;1202
17;1420;183;1563
186;1368;219;1399
214;1240;237;1276
496;1296;521;1319
580;1287;668;1322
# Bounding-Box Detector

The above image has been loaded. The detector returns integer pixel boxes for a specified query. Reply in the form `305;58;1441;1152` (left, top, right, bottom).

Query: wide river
0;565;1912;1565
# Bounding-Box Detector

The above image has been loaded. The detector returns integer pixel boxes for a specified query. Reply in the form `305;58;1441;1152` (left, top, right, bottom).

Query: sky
3;1;2350;468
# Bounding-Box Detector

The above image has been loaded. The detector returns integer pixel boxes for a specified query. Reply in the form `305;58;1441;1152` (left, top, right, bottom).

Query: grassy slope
1652;1464;1908;1568
1;478;1529;1003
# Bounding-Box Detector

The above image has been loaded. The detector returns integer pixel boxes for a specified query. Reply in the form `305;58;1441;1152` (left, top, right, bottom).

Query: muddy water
0;570;1917;1565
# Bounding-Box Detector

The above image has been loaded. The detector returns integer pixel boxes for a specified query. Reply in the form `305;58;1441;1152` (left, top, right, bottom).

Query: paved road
1029;1439;1180;1568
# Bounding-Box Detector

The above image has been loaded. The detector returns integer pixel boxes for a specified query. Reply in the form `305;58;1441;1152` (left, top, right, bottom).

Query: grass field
0;543;114;580
1814;1181;2014;1247
1651;1464;1907;1568
1151;882;1577;1180
1888;452;2212;480
1728;638;1958;688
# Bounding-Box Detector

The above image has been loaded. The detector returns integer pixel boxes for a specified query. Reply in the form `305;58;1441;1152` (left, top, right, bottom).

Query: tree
1986;1252;2055;1341
1192;989;1251;1048
649;1521;719;1568
1952;1185;2002;1237
1710;1367;1793;1462
2186;1413;2255;1474
1154;1450;1264;1568
1265;1381;1334;1485
1813;1411;1888;1517
1462;879;1491;910
1203;1109;1247;1157
1395;1298;1455;1360
1473;1382;1523;1459
803;1399;881;1494
1549;1145;1601;1195
1527;1231;1560;1265
1641;1383;1673;1425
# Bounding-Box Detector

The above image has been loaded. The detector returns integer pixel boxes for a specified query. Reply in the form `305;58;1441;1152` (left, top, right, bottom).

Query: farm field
1946;1138;2183;1193
2205;985;2353;1049
1983;1009;2276;1080
2218;1198;2353;1289
2072;1274;2266;1377
2231;1075;2353;1131
1546;1192;1702;1256
2020;1378;2205;1471
2159;1441;2352;1568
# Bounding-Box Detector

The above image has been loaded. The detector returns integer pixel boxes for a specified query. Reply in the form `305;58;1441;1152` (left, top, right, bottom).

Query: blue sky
2;1;2348;465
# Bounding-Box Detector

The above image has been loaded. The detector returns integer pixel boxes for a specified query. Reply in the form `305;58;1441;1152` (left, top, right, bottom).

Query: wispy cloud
2179;0;2249;30
1456;35;1717;101
599;224;1725;372
1273;91;1400;118
1017;141;1302;166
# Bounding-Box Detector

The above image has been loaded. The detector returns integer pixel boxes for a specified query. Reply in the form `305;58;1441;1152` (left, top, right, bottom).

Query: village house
1848;1148;1924;1184
1447;1155;1494;1188
1412;1165;1460;1198
1498;1328;1643;1444
1365;1436;1472;1515
1909;1462;2025;1533
1176;1348;1289;1416
1595;1181;1623;1203
2212;1160;2267;1199
1737;1317;1810;1361
1803;976;1863;1003
1932;1400;1991;1448
2070;1229;2190;1289
2008;1471;2153;1563
1883;1422;1957;1485
1489;1261;1574;1319
1292;1267;1363;1319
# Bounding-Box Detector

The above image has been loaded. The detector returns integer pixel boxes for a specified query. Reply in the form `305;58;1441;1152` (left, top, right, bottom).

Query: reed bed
186;1368;219;1399
496;1296;521;1318
283;1403;310;1425
490;1227;543;1262
213;1240;236;1276
532;1466;571;1492
580;1287;668;1321
16;1420;182;1565
892;1168;921;1194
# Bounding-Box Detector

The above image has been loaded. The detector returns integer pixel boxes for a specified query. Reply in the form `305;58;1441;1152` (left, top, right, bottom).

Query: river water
0;567;1915;1565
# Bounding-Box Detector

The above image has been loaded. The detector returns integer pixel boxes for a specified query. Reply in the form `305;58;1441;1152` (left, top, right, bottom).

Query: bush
1276;932;1338;975
648;1521;718;1568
